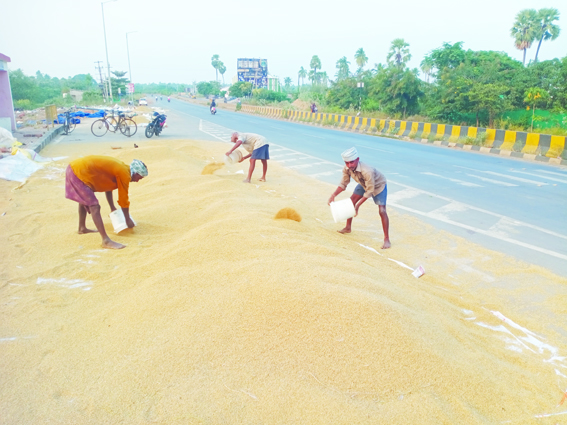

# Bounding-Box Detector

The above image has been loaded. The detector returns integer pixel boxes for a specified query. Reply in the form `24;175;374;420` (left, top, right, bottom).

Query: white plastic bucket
225;150;243;165
109;209;136;234
330;198;356;223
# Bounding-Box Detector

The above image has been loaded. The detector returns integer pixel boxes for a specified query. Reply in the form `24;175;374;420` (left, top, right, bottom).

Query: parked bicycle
91;110;138;137
62;108;76;135
145;112;167;138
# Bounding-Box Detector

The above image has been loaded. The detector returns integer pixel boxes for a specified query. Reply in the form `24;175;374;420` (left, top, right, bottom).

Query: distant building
0;53;16;132
267;75;281;92
237;58;268;89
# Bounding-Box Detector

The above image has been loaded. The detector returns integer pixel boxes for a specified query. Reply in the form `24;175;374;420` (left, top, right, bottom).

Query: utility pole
95;61;107;102
101;0;117;102
126;31;137;103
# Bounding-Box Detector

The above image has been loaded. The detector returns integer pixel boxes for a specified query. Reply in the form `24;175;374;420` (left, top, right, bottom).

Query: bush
14;99;34;110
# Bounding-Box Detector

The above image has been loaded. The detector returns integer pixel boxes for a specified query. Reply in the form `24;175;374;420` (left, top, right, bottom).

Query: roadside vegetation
215;7;565;135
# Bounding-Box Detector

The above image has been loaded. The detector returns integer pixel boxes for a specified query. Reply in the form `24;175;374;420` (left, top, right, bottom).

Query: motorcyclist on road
210;98;216;112
167;96;171;102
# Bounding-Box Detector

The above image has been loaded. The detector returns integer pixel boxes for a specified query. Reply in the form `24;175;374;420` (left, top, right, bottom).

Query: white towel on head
341;147;358;162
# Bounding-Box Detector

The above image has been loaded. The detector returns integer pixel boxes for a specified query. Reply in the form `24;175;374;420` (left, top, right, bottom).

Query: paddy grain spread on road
1;139;566;424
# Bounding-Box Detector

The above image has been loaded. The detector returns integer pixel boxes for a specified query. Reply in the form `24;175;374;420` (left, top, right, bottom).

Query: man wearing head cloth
226;132;270;183
328;147;391;249
65;155;148;249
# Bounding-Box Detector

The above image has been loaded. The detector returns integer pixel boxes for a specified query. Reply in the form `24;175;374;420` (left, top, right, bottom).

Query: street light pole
126;31;137;103
101;0;117;103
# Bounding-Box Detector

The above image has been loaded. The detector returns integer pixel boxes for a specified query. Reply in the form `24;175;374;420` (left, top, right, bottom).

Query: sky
1;0;565;87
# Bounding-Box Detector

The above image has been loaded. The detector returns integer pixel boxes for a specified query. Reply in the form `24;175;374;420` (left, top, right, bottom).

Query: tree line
216;8;564;132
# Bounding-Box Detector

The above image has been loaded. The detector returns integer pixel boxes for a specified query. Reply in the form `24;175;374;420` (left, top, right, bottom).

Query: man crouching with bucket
226;132;270;183
65;156;148;249
328;147;391;249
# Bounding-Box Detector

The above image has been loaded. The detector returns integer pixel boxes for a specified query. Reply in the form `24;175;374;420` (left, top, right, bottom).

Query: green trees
197;81;221;97
468;83;510;128
533;8;561;62
335;56;350;81
298;66;307;87
218;63;227;84
510;8;560;65
229;81;252;98
211;54;225;82
524;87;550;131
510;9;538;65
284;77;292;90
110;71;129;98
387;39;411;68
354;48;368;74
9;69;100;108
310;55;322;74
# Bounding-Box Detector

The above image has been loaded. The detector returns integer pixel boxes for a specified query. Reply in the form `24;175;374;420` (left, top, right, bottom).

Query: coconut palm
310;55;322;74
335;56;350;80
211;54;221;81
298;66;307;87
533;8;561;62
420;56;435;83
284;77;292;89
218;63;226;84
510;9;538;66
354;48;368;73
319;71;329;87
387;39;411;68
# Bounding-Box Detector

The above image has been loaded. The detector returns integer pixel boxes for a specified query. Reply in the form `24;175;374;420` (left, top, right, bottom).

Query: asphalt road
56;97;567;275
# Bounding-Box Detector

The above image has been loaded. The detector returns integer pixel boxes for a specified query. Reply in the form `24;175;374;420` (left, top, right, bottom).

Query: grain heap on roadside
1;139;566;424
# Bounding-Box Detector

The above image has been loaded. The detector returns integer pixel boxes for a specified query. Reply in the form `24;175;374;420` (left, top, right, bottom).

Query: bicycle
62;108;76;135
91;110;138;137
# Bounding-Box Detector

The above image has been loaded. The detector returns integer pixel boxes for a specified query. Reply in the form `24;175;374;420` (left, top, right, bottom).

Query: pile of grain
1;139;566;424
274;207;301;222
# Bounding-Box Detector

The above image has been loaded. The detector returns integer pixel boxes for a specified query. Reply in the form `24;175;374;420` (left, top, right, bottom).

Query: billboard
237;58;268;88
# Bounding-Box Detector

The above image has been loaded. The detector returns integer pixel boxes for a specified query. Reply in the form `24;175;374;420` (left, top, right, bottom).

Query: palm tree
284;77;292;90
298;66;307;87
533;8;561;62
218;63;226;84
211;54;221;81
510;9;538;66
310;55;322;74
354;48;368;73
387;39;411;68
335;56;350;80
319;71;329;87
420;56;434;83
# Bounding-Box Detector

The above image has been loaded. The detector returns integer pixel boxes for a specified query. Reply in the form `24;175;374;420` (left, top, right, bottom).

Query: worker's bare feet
258;178;266;182
102;239;126;249
78;227;98;234
242;179;251;183
381;240;391;249
337;227;351;234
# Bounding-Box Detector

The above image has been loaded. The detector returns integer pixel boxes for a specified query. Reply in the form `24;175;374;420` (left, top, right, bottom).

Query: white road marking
482;170;548;185
421;172;482;187
356;145;395;154
465;174;518;187
308;171;337;177
510;170;567;184
389;201;567;261
454;165;549;185
301;133;324;139
535;169;567;178
288;162;329;169
196;118;567;261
